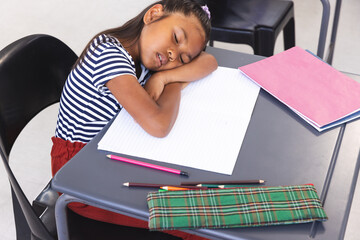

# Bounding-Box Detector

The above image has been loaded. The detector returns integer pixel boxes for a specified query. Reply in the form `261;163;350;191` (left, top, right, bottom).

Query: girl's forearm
161;52;218;84
107;75;183;138
141;82;183;138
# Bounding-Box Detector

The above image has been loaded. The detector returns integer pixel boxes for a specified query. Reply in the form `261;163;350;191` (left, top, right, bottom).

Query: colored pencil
197;184;260;188
218;185;254;188
181;180;265;186
161;186;192;191
107;154;188;176
123;182;208;190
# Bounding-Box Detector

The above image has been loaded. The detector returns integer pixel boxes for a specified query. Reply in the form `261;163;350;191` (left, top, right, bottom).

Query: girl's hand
180;81;190;90
149;52;217;87
144;52;217;100
144;72;166;101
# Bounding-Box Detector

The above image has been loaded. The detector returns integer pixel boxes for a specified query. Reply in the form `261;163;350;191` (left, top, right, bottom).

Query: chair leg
209;39;214;47
11;189;31;240
255;28;275;57
283;17;295;50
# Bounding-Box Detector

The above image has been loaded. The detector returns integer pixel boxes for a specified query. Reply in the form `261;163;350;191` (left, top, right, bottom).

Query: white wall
0;0;154;56
1;0;359;74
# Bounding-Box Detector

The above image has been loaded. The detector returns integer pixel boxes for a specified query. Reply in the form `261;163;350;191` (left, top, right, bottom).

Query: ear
143;4;164;24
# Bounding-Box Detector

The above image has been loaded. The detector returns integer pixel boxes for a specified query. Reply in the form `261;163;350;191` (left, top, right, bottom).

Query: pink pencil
106;154;188;176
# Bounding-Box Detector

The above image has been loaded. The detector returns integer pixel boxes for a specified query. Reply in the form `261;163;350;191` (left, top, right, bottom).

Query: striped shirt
55;34;151;143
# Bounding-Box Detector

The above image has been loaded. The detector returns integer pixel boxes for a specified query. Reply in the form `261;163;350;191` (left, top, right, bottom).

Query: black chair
206;0;295;57
0;34;76;240
0;34;180;240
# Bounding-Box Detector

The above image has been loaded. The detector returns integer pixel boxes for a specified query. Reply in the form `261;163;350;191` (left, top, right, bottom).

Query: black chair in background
0;34;180;240
206;0;295;57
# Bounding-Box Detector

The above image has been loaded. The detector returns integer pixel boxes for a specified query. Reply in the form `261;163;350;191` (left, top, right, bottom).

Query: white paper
98;67;260;175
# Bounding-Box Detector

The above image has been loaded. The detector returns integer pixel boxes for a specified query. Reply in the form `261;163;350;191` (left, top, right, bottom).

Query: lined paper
98;67;260;175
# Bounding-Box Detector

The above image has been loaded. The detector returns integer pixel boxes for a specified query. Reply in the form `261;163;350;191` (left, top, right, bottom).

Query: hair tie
201;5;211;19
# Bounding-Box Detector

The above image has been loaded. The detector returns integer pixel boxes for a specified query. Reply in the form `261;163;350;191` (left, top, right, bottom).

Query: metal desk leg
55;194;88;240
317;0;331;59
326;0;343;65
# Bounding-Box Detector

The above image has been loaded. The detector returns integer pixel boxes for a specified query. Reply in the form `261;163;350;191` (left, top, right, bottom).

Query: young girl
51;0;217;238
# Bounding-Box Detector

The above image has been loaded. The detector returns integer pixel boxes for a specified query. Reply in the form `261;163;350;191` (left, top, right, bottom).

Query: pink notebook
239;46;360;131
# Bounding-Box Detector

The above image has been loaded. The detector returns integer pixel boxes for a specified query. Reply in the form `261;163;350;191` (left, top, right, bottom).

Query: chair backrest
0;34;77;239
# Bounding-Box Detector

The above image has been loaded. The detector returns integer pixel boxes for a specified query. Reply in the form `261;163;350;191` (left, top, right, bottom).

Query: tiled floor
0;0;359;239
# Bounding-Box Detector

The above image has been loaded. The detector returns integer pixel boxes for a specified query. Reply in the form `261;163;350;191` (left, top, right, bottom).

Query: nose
167;48;177;62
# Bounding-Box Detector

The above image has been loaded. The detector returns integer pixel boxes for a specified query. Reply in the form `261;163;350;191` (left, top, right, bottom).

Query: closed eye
174;33;179;44
174;32;184;64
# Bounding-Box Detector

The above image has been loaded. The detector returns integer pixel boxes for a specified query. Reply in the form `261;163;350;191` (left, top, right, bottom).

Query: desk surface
53;47;360;240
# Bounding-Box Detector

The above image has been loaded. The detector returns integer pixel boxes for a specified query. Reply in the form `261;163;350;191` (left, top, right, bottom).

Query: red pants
51;137;207;240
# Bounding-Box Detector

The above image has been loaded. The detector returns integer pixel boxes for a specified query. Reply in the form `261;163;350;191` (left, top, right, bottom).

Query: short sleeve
91;44;136;91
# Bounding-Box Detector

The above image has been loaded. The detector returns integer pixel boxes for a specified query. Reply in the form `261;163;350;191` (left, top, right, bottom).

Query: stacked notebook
239;46;360;131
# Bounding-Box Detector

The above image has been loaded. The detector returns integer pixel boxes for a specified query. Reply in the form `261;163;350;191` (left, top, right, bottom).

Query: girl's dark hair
74;0;211;68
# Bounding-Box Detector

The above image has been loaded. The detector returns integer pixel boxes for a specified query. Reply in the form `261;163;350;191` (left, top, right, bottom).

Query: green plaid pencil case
147;184;327;230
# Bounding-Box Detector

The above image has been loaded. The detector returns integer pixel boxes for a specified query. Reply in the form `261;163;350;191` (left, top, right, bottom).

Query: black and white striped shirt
55;34;150;143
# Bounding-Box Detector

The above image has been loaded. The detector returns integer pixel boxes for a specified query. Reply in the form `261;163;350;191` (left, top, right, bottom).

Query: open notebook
98;67;260;175
239;46;360;132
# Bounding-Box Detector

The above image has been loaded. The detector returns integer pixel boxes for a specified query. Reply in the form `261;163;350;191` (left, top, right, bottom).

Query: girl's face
139;5;205;71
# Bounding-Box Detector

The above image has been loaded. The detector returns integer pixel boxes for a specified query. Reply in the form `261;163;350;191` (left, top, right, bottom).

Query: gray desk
53;47;360;240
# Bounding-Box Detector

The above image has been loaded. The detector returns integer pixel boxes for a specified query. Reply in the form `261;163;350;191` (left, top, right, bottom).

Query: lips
156;52;167;68
157;53;162;66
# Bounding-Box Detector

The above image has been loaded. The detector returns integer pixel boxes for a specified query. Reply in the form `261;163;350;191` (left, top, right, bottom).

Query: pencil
123;182;208;190
107;154;188;176
196;184;222;188
181;180;265;186
161;186;192;191
217;185;258;188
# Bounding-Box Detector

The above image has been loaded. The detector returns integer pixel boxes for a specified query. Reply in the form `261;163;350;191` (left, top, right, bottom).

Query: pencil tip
123;182;129;186
218;185;225;188
196;184;202;187
106;154;111;158
260;180;265;184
